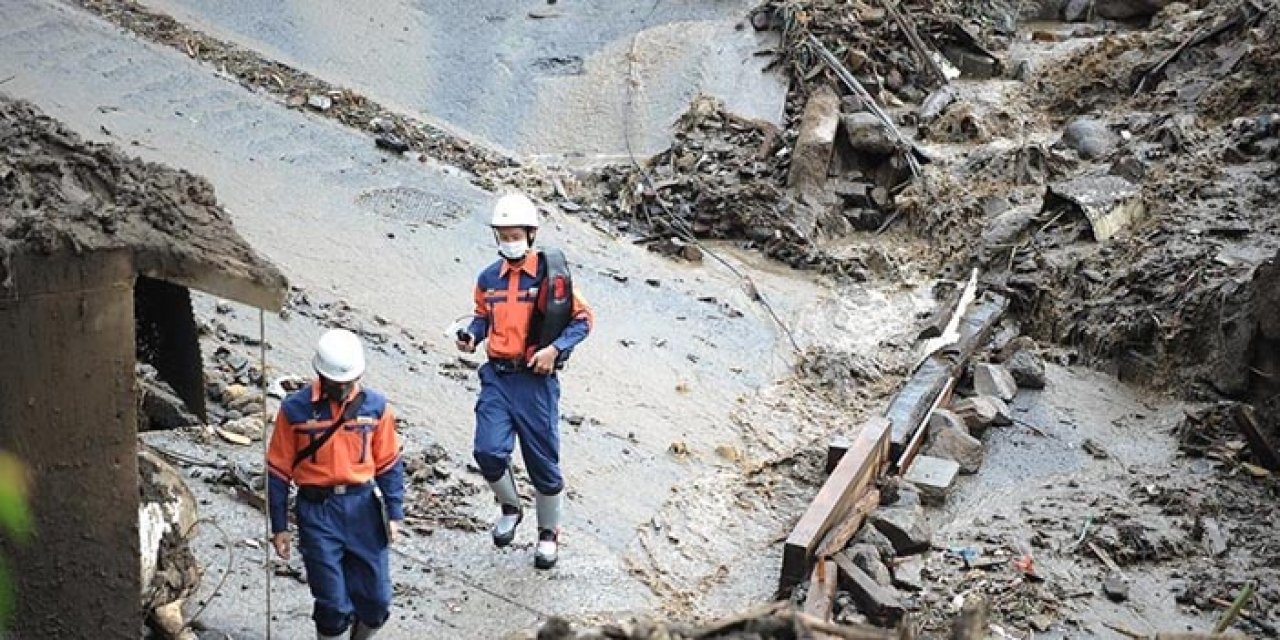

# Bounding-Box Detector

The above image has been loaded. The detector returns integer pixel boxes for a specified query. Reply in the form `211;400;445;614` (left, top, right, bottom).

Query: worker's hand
388;520;400;545
272;531;291;560
456;333;476;353
529;345;560;375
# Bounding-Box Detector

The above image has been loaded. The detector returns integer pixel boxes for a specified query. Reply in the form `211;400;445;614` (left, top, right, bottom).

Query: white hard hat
312;329;366;383
491;192;539;228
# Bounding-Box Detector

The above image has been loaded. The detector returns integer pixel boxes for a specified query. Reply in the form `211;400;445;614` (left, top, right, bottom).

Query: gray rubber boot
534;491;563;569
317;630;346;640
488;468;523;547
349;621;381;640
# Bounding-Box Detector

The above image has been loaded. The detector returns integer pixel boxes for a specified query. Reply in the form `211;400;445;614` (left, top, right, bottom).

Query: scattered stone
1082;438;1110;459
891;555;925;592
375;134;410;154
221;416;264;441
928;408;967;436
841;112;896;155
215;428;252;446
917;86;958;125
853;522;897;560
926;425;984;474
214;300;233;315
848;544;893;587
1029;614;1054;633
902;455;960;504
1198;517;1230;557
306;94;333;112
869;503;932;555
1103;573;1129;602
1005;349;1047;389
878;476;921;508
1063;0;1093;22
952;396;1013;435
973;363;1018;401
1061;117;1119;160
1095;0;1175;20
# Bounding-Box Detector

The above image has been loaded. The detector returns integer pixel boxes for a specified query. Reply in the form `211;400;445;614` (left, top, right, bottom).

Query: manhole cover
355;187;469;227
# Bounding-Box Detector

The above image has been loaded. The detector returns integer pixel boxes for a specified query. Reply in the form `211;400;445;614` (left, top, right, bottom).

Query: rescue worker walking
457;192;593;569
267;329;405;639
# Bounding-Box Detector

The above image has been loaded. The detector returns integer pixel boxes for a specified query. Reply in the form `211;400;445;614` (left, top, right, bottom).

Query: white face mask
497;239;528;260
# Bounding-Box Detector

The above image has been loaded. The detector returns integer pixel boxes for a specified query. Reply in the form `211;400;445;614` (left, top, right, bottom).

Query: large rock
849;544;893;587
927;425;985;474
892;555;926;592
140;378;200;430
841;112;896;155
929;408;968;436
1061;117;1119;160
1006;349;1047;389
788;85;841;195
973;363;1018;401
952;396;1014;435
869;504;933;555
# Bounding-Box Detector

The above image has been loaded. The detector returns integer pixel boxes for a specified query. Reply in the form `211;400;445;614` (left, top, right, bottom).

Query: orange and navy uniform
465;251;594;361
265;380;404;533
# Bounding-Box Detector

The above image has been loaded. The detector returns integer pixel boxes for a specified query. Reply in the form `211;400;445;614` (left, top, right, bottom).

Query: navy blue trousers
296;486;391;634
472;363;563;494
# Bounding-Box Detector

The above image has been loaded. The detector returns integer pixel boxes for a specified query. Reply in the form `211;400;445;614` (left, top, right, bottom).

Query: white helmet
312;329;366;383
491;192;539;228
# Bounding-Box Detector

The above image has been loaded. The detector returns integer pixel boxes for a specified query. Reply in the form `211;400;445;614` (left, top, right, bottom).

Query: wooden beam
802;559;839;621
832;551;905;623
814;489;881;561
782;417;891;590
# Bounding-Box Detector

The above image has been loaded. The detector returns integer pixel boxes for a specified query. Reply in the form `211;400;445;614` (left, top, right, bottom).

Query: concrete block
902;455;960;504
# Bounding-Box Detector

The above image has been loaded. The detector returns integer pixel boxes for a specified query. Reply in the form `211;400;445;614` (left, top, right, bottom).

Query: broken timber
802;559;840;621
886;292;1008;457
782;417;891;589
1234;404;1280;471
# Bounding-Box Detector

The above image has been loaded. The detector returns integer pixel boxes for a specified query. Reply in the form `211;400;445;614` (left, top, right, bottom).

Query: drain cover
355;187;469;227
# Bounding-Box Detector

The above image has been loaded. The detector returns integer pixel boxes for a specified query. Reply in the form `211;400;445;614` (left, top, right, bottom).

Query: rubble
1044;174;1146;242
972;362;1018;401
869;503;932;555
1060;116;1120;160
952;395;1014;434
926;424;984;473
1004;348;1048;390
901;455;961;502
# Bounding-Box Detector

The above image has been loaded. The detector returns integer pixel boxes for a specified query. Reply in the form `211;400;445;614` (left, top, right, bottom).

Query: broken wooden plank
802;559;840;621
782;417;892;590
832;551;905;623
1234;404;1280;471
814;489;881;560
916;285;961;340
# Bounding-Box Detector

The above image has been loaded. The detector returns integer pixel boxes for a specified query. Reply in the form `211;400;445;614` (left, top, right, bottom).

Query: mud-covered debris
306;94;332;112
139;373;201;431
1045;174;1144;242
849;543;894;587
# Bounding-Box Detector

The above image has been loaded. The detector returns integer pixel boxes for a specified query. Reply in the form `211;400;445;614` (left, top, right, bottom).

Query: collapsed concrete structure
0;97;286;638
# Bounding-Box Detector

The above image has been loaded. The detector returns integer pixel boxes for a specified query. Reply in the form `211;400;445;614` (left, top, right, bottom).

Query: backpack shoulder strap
291;391;366;469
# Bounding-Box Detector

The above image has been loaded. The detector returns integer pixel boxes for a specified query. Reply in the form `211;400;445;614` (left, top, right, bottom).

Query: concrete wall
0;249;141;639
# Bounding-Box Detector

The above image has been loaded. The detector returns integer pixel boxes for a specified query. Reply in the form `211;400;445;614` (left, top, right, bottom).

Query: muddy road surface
0;1;927;637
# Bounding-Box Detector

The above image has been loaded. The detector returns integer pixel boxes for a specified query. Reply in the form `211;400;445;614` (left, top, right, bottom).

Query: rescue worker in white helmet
456;192;594;569
266;329;405;639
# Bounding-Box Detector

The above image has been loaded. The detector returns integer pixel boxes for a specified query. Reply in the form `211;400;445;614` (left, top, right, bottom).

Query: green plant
0;451;32;635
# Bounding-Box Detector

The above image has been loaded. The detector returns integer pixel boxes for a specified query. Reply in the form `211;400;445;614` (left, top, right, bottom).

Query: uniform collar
498;250;539;278
310;379;362;404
